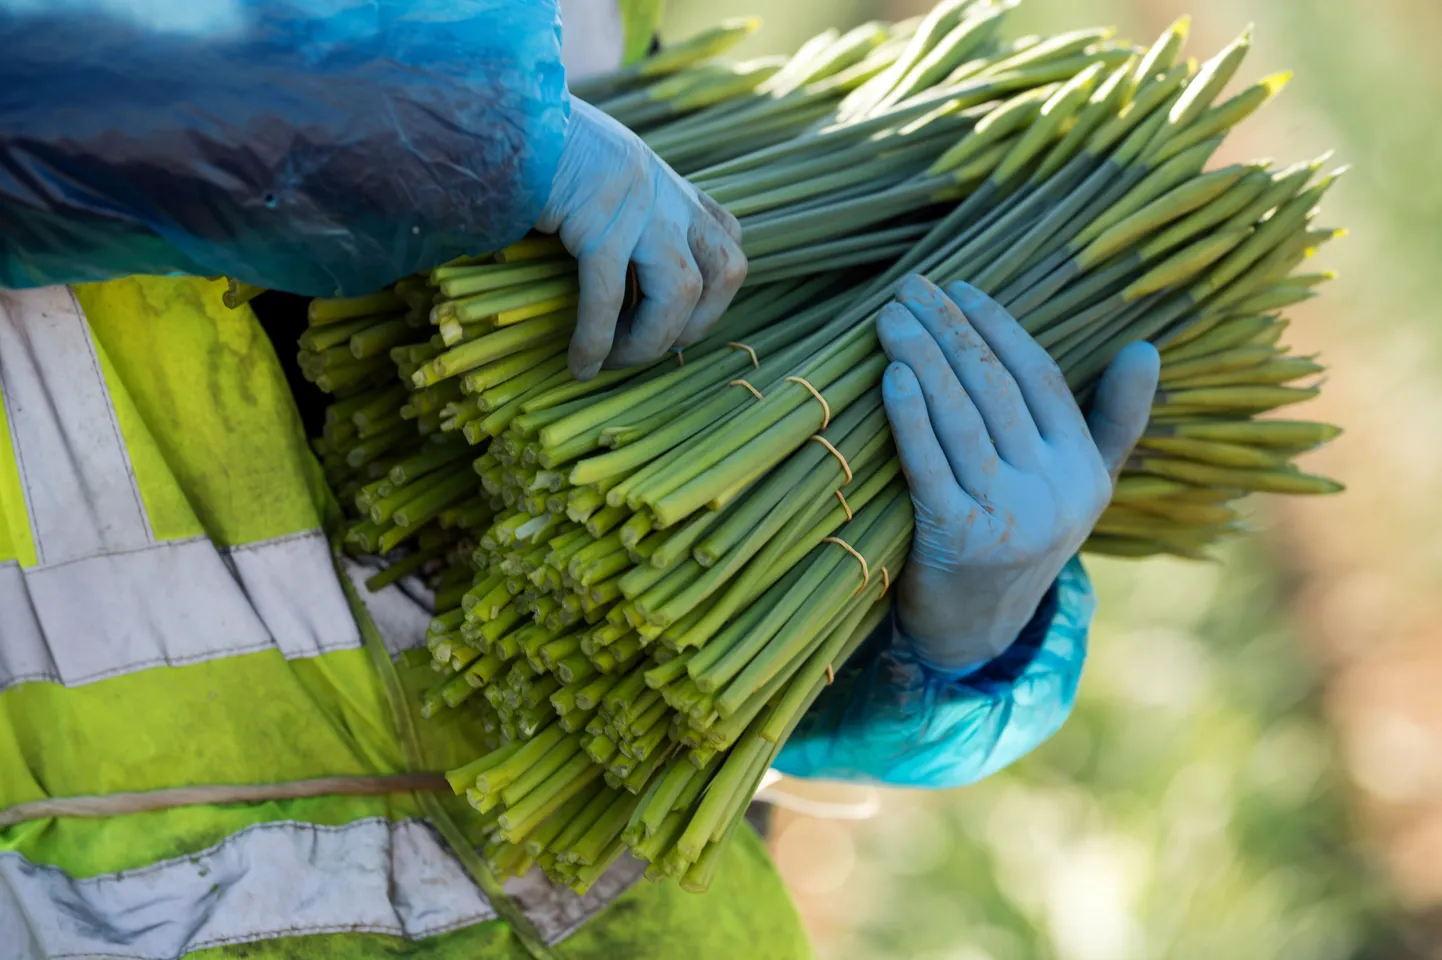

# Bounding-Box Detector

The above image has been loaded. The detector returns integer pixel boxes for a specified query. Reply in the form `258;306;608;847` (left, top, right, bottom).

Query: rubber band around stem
726;342;760;368
807;435;853;484
785;377;830;430
728;379;764;400
834;489;854;521
822;536;869;596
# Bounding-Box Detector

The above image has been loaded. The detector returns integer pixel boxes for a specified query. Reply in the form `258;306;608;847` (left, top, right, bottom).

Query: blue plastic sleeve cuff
775;556;1096;788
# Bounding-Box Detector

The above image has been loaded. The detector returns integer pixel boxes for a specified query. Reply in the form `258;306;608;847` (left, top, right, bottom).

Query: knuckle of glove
676;261;705;309
718;238;748;288
689;203;747;290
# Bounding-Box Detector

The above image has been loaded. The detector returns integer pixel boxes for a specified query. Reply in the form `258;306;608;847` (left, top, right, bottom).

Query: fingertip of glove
876;302;919;344
943;278;983;304
896;273;937;299
1107;340;1162;391
883;361;919;397
569;357;602;382
1118;339;1161;369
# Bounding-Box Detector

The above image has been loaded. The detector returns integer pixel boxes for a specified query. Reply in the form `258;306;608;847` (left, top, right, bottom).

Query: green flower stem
695;399;887;565
474;725;566;795
633;560;705;620
523;780;605;857
417;310;573;387
761;569;899;743
437;260;576;299
640;334;882;522
475;355;571;414
690;491;893;693
653;408;890;630
567;307;849;490
392;472;480;529
716;491;912;716
674;715;773;862
443;740;525;794
498;753;603;843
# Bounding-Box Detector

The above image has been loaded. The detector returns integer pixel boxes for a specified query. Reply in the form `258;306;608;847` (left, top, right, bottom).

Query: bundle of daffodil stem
287;0;1345;895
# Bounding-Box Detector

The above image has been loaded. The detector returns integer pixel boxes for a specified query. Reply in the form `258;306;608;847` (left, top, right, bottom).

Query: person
0;2;1158;958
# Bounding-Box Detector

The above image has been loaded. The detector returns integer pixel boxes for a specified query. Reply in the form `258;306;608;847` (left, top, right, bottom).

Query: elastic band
880;566;891;597
728;379;764;400
825;664;835;686
823;536;870;596
808;435;853;484
0;775;449;828
834;489;854;521
785;377;830;430
675;349;685;367
726;341;760;368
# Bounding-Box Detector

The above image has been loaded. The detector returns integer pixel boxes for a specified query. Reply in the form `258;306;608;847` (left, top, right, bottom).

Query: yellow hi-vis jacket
0;274;812;959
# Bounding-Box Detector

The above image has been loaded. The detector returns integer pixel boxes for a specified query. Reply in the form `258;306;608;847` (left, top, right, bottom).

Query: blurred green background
658;1;1442;957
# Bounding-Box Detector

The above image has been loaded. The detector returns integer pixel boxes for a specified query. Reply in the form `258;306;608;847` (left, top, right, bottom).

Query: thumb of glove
1086;341;1161;482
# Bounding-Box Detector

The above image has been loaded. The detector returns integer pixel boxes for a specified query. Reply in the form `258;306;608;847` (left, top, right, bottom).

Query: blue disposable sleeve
0;0;569;296
774;556;1095;788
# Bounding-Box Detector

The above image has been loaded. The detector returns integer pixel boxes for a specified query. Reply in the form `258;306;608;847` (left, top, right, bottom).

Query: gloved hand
878;275;1160;673
538;95;748;380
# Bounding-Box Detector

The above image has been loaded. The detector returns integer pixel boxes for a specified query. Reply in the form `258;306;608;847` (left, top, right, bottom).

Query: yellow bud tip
718;16;762;35
1239;23;1255;44
1262;70;1293;94
1172;15;1192;40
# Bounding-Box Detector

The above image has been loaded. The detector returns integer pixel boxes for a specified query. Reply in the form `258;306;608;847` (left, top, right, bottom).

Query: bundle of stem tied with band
264;0;1346;895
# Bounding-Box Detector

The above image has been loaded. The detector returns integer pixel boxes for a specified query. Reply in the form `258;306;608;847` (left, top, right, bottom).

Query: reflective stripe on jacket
561;0;666;80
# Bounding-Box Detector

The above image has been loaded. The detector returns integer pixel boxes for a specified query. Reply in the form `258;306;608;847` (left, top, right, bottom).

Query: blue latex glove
878;275;1159;673
775;275;1157;788
537;96;748;380
0;0;568;297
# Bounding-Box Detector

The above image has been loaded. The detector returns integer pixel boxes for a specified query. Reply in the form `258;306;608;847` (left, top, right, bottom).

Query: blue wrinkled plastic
0;0;569;296
777;556;1094;788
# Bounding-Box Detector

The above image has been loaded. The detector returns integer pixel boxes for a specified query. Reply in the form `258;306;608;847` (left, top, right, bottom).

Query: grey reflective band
506;857;648;944
341;554;434;658
0;817;649;958
0;287;375;691
559;0;625;82
0;286;151;567
0;529;364;691
0;819;497;959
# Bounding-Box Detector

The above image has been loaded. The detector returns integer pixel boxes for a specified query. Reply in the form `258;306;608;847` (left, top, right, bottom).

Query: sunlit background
661;0;1442;956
